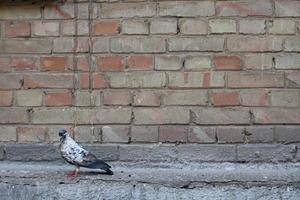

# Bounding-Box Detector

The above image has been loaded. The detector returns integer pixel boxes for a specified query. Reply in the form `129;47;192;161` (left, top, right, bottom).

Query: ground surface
0;161;300;200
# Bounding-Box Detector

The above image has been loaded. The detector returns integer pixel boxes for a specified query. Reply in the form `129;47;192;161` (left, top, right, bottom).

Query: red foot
67;170;77;178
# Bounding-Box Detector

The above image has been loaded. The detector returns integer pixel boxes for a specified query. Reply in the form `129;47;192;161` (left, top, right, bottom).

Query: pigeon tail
86;159;113;175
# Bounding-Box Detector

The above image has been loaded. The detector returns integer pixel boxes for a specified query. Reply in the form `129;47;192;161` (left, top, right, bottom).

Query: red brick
210;91;239;106
44;90;72;106
93;20;120;35
95;55;124;71
133;91;161;106
5;21;30;37
240;89;269;107
76;56;89;71
17;126;45;143
24;74;74;89
103;91;131;106
228;72;284;88
0;57;10;72
159;126;188;143
10;56;38;71
127;55;153;70
92;73;107;89
213;55;241;70
78;73;89;89
41;56;67;71
0;91;13;106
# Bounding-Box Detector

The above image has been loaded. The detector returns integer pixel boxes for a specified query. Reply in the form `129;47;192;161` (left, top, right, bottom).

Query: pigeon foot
67;170;78;177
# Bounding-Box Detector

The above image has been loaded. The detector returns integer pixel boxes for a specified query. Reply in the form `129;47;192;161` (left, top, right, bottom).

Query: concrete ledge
0;161;300;199
0;143;298;163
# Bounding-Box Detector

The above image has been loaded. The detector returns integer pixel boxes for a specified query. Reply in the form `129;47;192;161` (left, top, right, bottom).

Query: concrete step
1;161;300;200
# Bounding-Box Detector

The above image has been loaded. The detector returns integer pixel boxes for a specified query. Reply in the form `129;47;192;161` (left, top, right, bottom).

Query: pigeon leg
67;166;80;177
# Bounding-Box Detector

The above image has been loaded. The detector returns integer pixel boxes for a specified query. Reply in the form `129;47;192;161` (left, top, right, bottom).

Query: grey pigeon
58;129;113;177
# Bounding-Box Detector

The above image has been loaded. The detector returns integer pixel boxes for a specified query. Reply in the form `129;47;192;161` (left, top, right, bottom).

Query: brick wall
0;0;299;145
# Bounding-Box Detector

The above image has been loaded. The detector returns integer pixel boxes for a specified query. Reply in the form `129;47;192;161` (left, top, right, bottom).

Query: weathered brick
10;56;38;71
227;36;282;52
0;126;16;142
0;108;29;124
131;126;158;143
240;89;269;106
209;19;236;33
16;90;42;106
168;37;224;52
127;55;153;70
286;71;300;88
0;74;23;89
44;90;73;106
92;37;109;53
133;91;160;107
102;125;129;143
239;19;266;34
74;126;100;143
275;126;300;143
53;37;74;53
134;107;190;125
17;126;45;143
122;19;148;35
76;55;89;71
111;37;166;53
177;144;236;162
252;108;300;124
275;0;300;17
93;20;120;35
188;127;216;143
0;5;41;20
168;72;225;88
108;72;166;88
150;19;177;34
77;20;89;36
103;91;131;106
285;37;300;52
244;54;272;70
184;56;211;70
0;39;52;54
77;73;89;89
210;91;240;107
24;74;74;89
44;3;75;19
270;90;298;107
33;21;59;36
245;126;274;143
76;37;89;53
5;21;30;37
76;108;131;124
163;90;207;105
92;73;107;89
95;55;124;71
32;108;74;124
192;108;250;125
179;19;207;35
237;144;296;162
40;56;68;71
216;0;272;16
6;144;60;161
0;57;10;72
77;3;89;19
213;55;242;70
0;91;13;106
155;55;182;70
61;20;75;36
119;145;176;162
159;126;188;143
159;1;214;17
101;3;155;18
228;72;284;88
45;125;73;143
216;127;244;143
268;19;295;34
75;90;101;107
275;54;300;69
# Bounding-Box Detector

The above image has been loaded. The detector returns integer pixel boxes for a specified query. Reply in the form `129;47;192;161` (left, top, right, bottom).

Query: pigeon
58;129;113;177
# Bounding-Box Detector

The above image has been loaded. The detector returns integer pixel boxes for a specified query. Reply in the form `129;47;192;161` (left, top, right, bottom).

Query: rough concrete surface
0;161;299;200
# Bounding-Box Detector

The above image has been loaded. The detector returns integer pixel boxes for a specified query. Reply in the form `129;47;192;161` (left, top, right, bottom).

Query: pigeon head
58;129;68;137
